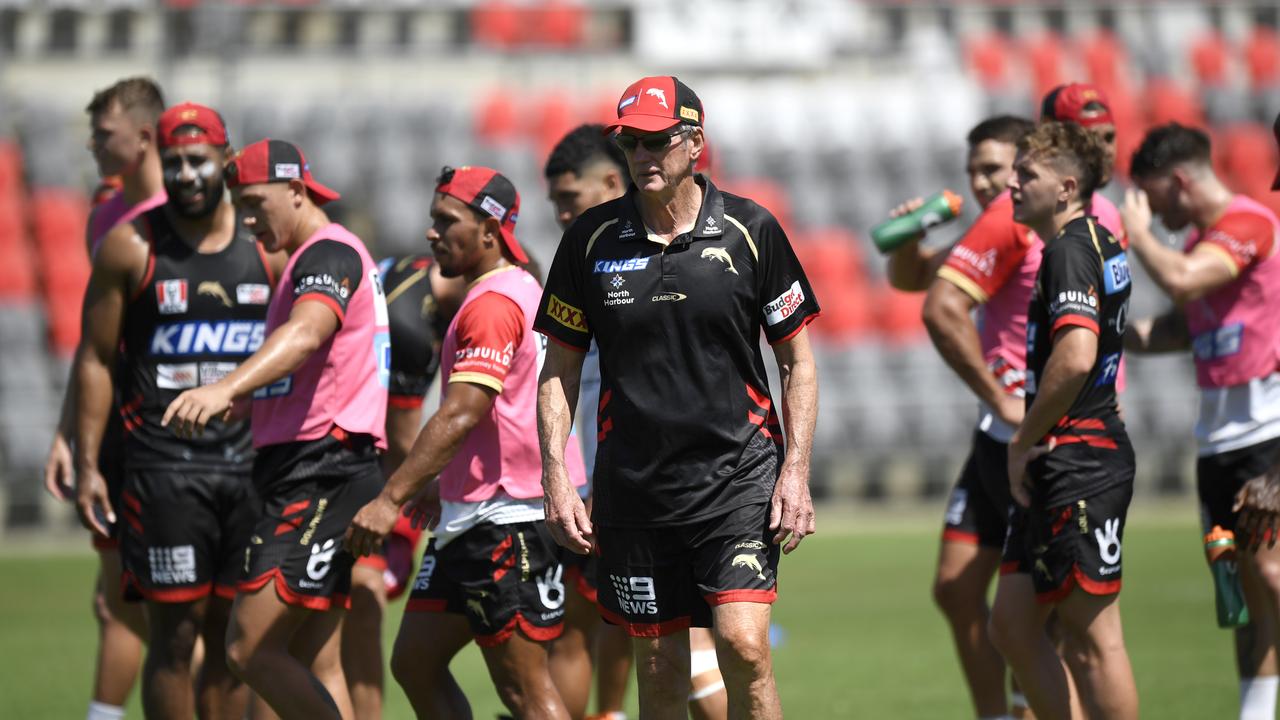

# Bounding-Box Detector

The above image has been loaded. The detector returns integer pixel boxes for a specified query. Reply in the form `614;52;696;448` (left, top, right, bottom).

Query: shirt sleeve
1042;239;1103;339
755;212;821;344
447;291;525;394
1198;212;1276;277
533;225;592;351
936;204;1029;304
291;239;364;323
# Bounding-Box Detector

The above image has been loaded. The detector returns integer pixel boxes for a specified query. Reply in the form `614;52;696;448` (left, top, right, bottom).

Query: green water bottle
1205;526;1250;628
870;190;965;254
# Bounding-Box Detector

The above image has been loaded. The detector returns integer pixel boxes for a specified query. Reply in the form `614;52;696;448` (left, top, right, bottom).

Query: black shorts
1198;436;1280;534
942;430;1013;548
119;467;258;603
596;501;779;638
405;521;567;647
92;413;128;552
240;434;383;611
1001;482;1133;603
561;545;599;603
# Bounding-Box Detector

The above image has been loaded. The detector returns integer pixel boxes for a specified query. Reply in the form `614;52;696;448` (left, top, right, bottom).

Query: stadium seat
0;140;23;202
528;91;577;155
473;88;522;147
1190;30;1231;88
963;32;1014;91
1245;25;1280;90
718;177;792;235
1216;122;1279;196
1143;78;1205;128
791;229;872;343
470;1;522;50
527;0;585;49
0;243;38;301
873;283;927;346
1076;28;1130;92
29;188;90;256
1024;31;1068;99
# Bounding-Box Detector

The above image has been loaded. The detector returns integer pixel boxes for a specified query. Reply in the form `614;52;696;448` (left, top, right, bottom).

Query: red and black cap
435;166;528;264
225;139;340;206
157;102;228;148
605;76;704;134
1041;83;1115;128
1271;111;1280;190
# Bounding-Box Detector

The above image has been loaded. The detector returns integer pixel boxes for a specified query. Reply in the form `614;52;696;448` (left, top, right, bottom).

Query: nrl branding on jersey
763;281;805;326
593;257;650;274
150;321;266;356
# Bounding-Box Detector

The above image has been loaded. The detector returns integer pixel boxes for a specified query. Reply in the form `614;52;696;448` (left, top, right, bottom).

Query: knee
390;636;439;691
714;625;772;680
224;634;252;681
986;603;1022;659
150;610;200;667
1252;555;1280;597
933;572;981;617
634;643;688;686
92;589;114;627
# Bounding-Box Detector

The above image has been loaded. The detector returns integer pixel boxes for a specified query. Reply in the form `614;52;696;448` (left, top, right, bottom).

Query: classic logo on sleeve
763;281;806;326
1103;254;1131;294
546;294;588;332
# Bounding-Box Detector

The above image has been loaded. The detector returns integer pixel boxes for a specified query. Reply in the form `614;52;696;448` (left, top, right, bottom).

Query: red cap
1041;83;1115;128
605;76;704;134
435;166;528;264
1272;111;1280;190
157;102;228;148
225;139;340;206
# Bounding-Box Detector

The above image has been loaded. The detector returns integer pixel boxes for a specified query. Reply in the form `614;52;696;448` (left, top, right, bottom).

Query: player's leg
344;560;387;720
632;632;693;720
989;573;1076;720
688;627;727;720
1054;588;1137;719
90;547;146;713
390;608;474;719
481;631;572;720
141;598;206;718
709;602;779;720
196;594;248;720
594;622;633;719
288;606;355;720
550;550;596;720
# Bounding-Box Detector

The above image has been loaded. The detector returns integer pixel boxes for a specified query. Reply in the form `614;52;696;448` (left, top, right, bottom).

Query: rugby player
346;166;586;720
162;137;387;719
75;102;278;719
1121;122;1280;720
536;76;820;719
988;121;1137;720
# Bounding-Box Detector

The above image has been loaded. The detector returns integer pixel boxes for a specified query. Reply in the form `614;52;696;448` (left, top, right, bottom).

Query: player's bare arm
161;299;338;437
1122;188;1237;305
537;339;591;555
345;380;498;557
1007;326;1097;508
1124;308;1190;354
73;222;148;536
924;277;1023;426
771;326;818;554
885;197;948;291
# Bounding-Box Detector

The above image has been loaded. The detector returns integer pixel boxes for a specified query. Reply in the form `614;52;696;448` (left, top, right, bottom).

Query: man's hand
1120;188;1153;238
44;432;75;500
544;478;592;555
75;466;114;538
404;479;442;532
1007;437;1056;508
1234;471;1280;552
994;393;1025;428
161;382;236;439
345;492;401;558
890;197;925;219
770;465;815;554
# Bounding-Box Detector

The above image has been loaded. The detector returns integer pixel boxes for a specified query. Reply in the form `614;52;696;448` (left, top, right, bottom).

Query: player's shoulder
95;213;150;273
564;196;633;247
719;188;781;234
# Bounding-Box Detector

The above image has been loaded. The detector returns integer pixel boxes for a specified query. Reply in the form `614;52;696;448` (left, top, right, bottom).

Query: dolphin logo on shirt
701;247;738;275
732;553;766;580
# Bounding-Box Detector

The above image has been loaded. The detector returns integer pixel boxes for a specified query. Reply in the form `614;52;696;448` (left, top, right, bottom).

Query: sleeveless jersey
119;207;273;470
378;254;448;407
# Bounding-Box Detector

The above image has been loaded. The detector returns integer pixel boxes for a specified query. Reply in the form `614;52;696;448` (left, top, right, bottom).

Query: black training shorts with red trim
240;433;382;611
942;430;1013;548
1198;435;1280;538
561;544;599;603
595;501;779;638
1001;480;1133;604
119;467;258;603
405;520;567;647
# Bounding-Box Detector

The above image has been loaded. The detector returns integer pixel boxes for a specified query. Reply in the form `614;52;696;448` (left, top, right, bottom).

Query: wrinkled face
966;139;1018;210
1009;152;1067;229
617;125;699;195
1088;122;1118;186
160;142;225;218
547;161;623;231
427;193;490;278
232;182;298;253
88;101;147;178
1134;172;1190;232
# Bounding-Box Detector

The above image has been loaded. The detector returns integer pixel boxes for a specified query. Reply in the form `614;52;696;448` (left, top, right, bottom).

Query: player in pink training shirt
347;166;586;720
162;138;388;720
1124;122;1280;720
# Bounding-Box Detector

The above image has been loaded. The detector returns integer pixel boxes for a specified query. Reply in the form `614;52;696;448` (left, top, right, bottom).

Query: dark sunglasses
613;127;693;154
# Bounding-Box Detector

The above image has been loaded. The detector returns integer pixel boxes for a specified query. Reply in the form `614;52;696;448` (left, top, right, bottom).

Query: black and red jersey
119;207;274;471
534;176;820;528
378;254;448;408
1026;215;1132;504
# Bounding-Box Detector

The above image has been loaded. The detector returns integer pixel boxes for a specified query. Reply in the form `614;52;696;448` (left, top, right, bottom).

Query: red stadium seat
1245;26;1280;89
874;284;927;346
1216;123;1279;197
474;89;522;146
1143;78;1204;128
528;91;577;155
1190;31;1231;88
0;236;37;301
528;1;586;49
1077;29;1129;91
29;188;90;256
0;140;23;202
717;178;793;235
964;32;1014;90
471;1;523;50
792;229;872;343
1023;31;1067;99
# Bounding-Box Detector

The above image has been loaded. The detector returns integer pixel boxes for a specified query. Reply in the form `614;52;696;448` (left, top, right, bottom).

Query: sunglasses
613;127;693;154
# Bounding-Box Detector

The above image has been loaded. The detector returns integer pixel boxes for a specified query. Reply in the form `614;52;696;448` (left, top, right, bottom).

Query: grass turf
0;504;1237;717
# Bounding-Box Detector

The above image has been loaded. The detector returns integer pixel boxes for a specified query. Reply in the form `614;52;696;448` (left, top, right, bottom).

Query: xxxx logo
546;295;588;332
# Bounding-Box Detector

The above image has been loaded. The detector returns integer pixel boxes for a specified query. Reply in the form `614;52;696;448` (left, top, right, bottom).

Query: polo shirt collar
620;174;725;242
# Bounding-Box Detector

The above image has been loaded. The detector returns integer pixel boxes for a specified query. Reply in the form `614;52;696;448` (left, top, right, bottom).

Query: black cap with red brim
225;139;340;206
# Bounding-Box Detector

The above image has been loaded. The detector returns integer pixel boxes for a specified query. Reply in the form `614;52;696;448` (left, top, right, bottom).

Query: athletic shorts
240;433;383;611
942;430;1013;548
596;501;779;637
1001;482;1133;604
1198;435;1280;536
119;466;258;603
354;515;423;601
405;520;566;647
92;414;128;552
561;545;599;603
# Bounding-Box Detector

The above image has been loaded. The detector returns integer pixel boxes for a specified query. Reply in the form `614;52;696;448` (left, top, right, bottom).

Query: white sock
87;702;126;720
1241;676;1279;720
1010;691;1030;710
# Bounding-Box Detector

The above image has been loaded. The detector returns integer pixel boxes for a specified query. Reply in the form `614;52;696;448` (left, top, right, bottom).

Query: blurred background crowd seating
1;0;1278;533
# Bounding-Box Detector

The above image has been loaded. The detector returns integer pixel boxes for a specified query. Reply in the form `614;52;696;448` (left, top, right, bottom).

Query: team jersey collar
467;263;519;290
621;174;725;242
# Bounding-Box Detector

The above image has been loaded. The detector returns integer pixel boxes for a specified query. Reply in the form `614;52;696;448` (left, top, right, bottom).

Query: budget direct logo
763;281;805;326
546;295;588;332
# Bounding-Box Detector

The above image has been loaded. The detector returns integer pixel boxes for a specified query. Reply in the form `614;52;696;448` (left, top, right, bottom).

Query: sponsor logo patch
236;283;271;305
149;321;266;356
157;279;188;315
609;574;658;616
275;163;301;179
479;195;507;220
651;292;686;303
1103;253;1131;294
197;281;233;308
593;257;650;273
763;281;805;326
680;106;700;123
156;362;199;390
701;246;737;274
149;545;196;585
644;87;669;109
546;295;588;332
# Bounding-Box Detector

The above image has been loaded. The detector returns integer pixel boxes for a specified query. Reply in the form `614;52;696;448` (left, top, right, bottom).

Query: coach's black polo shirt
535;176;820;528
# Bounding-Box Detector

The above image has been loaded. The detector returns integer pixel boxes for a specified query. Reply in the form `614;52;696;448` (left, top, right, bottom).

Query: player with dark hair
988;121;1137;720
75;103;281;720
1122;122;1280;720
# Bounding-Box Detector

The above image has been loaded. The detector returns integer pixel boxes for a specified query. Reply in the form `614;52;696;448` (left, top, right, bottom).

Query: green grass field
0;502;1240;718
